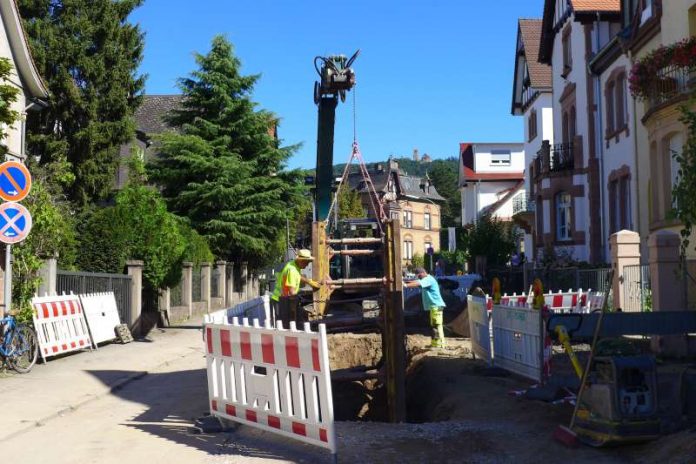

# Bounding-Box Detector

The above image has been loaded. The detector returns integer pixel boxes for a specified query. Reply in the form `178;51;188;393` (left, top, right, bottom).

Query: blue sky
130;0;544;170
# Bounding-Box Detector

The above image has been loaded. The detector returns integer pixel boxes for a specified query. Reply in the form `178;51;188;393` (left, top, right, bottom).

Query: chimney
413;148;419;162
376;163;384;173
389;158;399;171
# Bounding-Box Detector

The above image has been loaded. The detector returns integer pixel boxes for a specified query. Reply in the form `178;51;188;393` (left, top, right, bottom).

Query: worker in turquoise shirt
404;267;446;348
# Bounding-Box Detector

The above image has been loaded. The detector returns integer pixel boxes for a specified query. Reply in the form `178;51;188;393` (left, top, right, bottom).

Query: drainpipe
593;13;608;263
628;50;642;259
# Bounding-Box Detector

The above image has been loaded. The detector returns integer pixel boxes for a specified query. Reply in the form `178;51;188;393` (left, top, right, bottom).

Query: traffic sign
0;161;31;202
0;202;32;244
427;247;434;256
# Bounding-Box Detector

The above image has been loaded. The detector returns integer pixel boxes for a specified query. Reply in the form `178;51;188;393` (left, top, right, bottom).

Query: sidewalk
0;320;204;443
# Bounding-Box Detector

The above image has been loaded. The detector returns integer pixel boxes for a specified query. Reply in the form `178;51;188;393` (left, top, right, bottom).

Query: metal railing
192;267;202;302
535;142;574;175
211;267;220;298
170;282;183;306
622;264;651;312
647;65;695;111
489;267;610;295
56;270;132;323
550;143;574;172
512;194;535;215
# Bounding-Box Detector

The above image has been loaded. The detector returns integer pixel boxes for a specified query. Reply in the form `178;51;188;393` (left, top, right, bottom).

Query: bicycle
0;312;38;373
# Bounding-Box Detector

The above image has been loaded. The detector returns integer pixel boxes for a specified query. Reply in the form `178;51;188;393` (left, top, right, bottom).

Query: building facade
511;19;554;258
623;0;696;259
0;1;48;161
537;0;624;263
347;159;444;265
458;142;525;225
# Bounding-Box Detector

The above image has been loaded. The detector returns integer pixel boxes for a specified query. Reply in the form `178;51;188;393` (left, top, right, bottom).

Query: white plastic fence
491;304;545;383
32;293;94;362
467;295;492;363
80;292;121;345
203;315;336;458
207;295;271;325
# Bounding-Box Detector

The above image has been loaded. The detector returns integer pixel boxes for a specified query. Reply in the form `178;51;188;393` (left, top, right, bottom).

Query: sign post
0;161;32;316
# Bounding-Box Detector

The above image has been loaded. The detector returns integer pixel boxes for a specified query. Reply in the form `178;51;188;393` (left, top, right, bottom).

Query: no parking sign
0;161;32;245
0;202;32;244
0;161;31;202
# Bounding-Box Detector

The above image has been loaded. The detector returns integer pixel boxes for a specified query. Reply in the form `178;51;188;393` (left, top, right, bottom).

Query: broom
553;270;614;447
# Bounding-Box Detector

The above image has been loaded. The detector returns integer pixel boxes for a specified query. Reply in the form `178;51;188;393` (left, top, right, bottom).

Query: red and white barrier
203;315;336;459
32;293;94;362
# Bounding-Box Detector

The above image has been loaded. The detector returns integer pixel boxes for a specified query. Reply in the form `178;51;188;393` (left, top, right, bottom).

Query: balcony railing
646;65;695;112
550;143;574;172
512;194;535;216
535;142;574;177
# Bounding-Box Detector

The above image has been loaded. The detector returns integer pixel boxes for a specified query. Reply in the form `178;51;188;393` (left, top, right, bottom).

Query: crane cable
326;84;386;234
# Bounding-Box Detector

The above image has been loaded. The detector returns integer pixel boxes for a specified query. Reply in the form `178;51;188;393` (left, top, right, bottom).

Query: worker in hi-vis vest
270;249;322;322
404;267;447;348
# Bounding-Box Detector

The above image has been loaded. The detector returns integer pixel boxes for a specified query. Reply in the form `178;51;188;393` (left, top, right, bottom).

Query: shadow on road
86;368;330;463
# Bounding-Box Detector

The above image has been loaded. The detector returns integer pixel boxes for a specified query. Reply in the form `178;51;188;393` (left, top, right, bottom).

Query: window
615;75;626;129
609;180;619;233
556;192;572;241
404;240;413;260
668;133;683;208
609;170;633;233
528;110;538;141
424;212;431;230
606;81;615;134
562;26;572;75
403;210;413;228
606;71;628;140
620;176;631;230
491;150;511;166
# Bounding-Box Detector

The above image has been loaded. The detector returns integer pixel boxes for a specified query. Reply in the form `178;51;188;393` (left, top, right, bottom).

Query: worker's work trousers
429;308;445;348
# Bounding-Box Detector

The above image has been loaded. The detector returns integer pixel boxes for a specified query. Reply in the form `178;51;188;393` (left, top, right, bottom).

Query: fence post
158;287;170;323
182;261;193;317
226;262;235;307
240;262;248;302
126;260;144;332
648;231;688;357
201;262;211;313
215;260;226;304
38;255;58;296
610;230;641;310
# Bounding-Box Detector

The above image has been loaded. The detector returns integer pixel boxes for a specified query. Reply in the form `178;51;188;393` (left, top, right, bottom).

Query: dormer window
491;150;511;166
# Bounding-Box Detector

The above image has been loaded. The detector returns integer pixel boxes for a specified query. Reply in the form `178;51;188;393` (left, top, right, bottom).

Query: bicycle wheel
7;325;38;373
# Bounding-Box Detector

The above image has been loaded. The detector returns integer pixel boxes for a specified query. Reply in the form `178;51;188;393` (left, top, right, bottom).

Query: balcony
645;65;695;114
534;141;575;178
512;194;535;234
512;194;535;216
629;37;696;116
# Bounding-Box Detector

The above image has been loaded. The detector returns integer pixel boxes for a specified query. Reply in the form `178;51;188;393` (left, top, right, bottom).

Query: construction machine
307;51;407;422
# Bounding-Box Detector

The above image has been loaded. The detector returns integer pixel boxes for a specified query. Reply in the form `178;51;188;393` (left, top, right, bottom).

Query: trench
328;332;465;423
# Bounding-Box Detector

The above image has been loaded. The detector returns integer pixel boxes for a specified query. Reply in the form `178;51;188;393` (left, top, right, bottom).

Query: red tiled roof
459;142;524;182
570;0;620;12
463;166;524;182
518;19;552;89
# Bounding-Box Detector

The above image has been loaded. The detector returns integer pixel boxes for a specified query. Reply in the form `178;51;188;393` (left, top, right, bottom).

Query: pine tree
18;0;145;205
428;158;461;227
149;36;305;267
